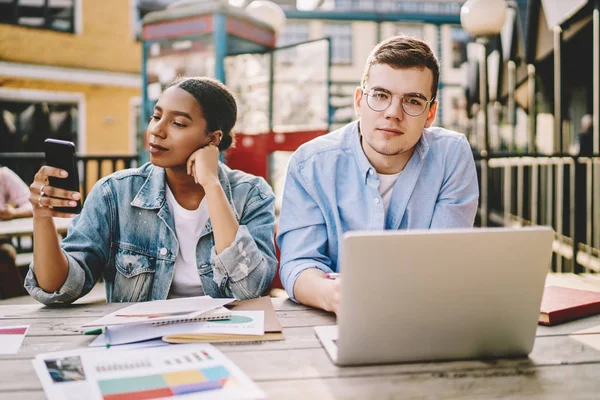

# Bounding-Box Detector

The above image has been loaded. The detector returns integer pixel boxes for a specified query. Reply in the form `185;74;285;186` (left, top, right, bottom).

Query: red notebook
539;286;600;326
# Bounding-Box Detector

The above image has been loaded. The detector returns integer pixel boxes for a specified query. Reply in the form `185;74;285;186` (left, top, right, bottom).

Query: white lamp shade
245;1;286;34
461;0;508;37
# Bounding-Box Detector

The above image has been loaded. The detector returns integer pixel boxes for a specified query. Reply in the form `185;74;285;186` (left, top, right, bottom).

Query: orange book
539;286;600;326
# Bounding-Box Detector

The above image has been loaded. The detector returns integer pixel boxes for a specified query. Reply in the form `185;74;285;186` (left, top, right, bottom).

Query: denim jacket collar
350;120;431;183
130;163;240;222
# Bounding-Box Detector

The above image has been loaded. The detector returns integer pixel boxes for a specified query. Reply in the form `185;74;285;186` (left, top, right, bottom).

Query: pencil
325;272;340;280
105;326;111;349
84;328;103;335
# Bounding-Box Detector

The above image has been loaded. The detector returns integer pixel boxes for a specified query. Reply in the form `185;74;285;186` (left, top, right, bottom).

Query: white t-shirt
378;172;401;216
165;186;209;299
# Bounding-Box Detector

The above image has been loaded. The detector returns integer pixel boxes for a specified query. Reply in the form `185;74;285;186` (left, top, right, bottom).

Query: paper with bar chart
33;344;264;400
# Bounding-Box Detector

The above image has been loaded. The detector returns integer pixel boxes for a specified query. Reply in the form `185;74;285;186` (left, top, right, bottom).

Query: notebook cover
539;286;600;326
162;296;284;343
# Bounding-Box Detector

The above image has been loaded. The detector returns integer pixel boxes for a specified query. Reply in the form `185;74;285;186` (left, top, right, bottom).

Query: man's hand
293;269;342;314
0;204;16;220
321;277;341;314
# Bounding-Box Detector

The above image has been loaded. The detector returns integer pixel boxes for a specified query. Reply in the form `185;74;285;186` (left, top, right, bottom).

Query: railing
476;153;600;273
0;153;139;201
1;152;139;258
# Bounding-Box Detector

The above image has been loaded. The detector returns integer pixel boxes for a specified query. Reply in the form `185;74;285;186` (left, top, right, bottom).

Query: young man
277;35;479;313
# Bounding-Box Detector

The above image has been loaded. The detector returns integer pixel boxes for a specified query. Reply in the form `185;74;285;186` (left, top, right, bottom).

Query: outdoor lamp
460;0;507;37
245;1;286;34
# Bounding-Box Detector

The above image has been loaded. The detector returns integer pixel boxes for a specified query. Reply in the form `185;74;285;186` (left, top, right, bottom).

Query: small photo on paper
44;356;86;383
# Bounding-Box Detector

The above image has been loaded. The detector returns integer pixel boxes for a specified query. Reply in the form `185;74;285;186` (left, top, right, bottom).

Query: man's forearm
293;268;335;312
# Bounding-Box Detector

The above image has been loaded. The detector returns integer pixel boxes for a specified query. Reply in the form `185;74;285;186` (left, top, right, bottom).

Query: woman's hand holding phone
29;166;81;218
186;144;220;188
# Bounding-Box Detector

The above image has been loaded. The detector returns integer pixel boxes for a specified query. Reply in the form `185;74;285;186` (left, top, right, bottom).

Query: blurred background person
576;114;593;156
0;165;33;298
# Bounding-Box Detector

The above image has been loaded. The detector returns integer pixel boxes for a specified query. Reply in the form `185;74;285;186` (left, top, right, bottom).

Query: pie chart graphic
212;316;253;324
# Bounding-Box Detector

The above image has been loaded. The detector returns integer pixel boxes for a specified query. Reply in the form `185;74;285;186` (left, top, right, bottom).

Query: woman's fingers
30;166;81;217
38;196;79;209
36;166;68;181
40;185;80;201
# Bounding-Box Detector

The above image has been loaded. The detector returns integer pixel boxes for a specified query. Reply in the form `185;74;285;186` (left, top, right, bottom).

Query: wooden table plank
259;363;600;400
2;334;600;391
0;217;71;239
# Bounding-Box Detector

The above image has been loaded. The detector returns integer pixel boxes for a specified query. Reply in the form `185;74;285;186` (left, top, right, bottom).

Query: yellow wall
1;78;140;155
0;0;140;73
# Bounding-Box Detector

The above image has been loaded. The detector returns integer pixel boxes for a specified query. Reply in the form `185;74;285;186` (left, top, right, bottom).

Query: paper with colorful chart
33;343;265;400
89;311;265;347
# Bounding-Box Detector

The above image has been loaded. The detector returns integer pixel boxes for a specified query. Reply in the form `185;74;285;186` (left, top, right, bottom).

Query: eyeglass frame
361;86;436;117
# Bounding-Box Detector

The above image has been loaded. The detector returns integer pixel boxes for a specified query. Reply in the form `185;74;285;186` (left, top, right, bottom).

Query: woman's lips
149;143;168;154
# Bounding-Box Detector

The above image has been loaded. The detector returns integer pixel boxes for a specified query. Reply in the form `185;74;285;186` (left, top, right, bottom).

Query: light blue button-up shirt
276;120;479;301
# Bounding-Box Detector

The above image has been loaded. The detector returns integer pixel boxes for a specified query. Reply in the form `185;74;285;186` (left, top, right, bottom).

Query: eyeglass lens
365;89;428;116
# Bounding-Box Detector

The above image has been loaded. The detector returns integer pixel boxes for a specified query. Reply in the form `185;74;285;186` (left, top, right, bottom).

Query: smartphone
44;138;82;214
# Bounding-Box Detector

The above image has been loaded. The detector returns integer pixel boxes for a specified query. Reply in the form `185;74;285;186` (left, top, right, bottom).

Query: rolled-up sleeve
211;181;277;300
276;156;333;302
430;135;479;229
24;180;113;305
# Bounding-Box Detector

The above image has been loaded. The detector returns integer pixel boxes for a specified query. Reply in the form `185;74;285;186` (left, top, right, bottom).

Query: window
277;22;310;47
333;0;462;13
323;23;352;65
277;22;310;64
0;0;75;33
0;99;78;181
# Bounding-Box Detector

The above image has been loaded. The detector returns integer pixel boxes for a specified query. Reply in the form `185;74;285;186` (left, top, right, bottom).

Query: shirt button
369;170;374;176
159;248;167;255
374;198;380;204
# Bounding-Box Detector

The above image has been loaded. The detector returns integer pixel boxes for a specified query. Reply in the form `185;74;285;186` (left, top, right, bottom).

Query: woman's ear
209;130;223;147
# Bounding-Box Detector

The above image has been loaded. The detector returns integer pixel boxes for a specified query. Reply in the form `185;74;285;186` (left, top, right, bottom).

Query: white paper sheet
0;325;29;354
33;343;265;400
570;324;600;351
81;296;235;328
89;311;265;347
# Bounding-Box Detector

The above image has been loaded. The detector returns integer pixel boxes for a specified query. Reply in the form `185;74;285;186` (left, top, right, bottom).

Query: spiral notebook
81;296;235;328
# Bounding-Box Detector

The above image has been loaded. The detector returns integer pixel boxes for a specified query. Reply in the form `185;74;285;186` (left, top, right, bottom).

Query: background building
0;0;142;167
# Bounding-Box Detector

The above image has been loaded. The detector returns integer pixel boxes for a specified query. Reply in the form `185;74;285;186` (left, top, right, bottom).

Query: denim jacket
277;121;479;301
25;162;277;304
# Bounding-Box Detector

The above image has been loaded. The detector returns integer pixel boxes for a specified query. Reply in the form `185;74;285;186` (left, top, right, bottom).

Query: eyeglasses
362;87;435;116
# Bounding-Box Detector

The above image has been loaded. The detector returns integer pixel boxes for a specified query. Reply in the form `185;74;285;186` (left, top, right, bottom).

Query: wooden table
0;217;72;239
2;276;600;399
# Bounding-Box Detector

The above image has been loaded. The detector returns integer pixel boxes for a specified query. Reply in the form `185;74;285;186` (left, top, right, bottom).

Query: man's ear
424;101;438;128
209;130;223;147
353;86;364;118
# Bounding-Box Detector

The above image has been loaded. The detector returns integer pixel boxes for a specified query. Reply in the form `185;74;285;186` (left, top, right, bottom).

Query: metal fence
476;153;600;273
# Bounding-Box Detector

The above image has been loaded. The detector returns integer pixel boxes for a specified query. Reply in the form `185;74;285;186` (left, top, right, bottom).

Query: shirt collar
350;120;431;182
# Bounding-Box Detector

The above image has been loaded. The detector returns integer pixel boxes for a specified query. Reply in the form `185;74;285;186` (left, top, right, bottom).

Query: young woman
24;77;277;304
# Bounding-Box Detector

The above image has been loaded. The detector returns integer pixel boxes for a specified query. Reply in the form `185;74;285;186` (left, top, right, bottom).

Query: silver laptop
315;227;554;366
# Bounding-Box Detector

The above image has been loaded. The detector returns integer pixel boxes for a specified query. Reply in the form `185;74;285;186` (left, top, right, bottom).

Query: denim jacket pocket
114;247;157;302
